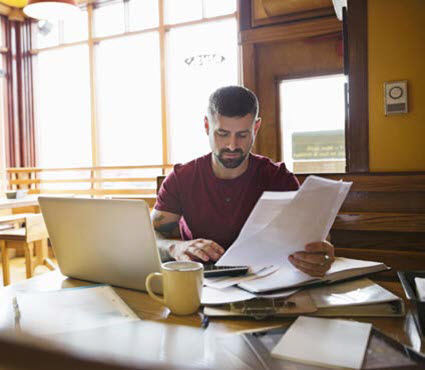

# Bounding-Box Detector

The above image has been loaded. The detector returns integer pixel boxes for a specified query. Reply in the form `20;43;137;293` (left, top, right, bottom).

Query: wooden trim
345;0;369;172
334;212;425;233
238;0;251;31
240;16;341;44
331;230;425;251
10;177;157;184
88;4;98;168
341;191;425;213
30;188;155;195
252;7;335;28
7;164;173;172
158;0;168;170
296;173;425;192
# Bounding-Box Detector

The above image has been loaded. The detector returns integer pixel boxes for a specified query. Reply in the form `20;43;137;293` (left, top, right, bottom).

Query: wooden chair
0;214;56;286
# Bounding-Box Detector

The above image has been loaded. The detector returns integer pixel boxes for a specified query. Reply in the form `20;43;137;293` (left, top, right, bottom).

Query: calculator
203;265;249;278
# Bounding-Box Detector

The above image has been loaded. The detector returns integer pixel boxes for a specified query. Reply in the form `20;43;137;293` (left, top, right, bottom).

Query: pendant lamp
23;0;80;20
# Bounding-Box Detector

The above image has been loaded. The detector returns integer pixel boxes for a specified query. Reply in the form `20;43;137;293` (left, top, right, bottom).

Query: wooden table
0;271;423;369
0;196;40;210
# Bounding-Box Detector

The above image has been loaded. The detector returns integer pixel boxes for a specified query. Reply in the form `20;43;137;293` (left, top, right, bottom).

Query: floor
0;257;56;287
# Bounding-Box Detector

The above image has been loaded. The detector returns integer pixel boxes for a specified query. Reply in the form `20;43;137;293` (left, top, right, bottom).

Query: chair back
25;214;49;243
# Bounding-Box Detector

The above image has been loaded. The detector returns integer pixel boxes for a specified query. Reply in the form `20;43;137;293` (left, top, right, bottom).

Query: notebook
238;257;389;293
14;285;140;336
271;316;371;369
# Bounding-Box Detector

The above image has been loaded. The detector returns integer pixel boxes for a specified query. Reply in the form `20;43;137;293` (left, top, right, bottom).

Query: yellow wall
368;0;425;171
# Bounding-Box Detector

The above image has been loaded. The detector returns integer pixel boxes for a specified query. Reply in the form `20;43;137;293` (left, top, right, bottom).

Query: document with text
217;175;352;267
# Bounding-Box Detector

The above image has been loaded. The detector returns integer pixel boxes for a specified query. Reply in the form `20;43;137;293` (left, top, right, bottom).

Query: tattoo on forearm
154;221;180;238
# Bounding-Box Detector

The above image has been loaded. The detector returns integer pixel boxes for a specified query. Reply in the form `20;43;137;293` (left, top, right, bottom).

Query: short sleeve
154;168;183;215
267;162;300;191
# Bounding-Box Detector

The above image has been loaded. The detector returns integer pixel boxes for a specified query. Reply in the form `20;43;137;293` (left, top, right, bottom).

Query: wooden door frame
238;0;369;173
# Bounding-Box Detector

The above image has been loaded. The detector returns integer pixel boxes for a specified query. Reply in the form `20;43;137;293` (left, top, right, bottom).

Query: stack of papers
217;175;352;267
271;316;371;369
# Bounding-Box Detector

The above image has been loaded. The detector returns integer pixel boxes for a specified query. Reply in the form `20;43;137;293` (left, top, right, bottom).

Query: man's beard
215;149;248;169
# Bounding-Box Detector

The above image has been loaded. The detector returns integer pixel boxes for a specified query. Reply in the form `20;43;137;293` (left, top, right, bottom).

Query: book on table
203;278;404;319
13;285;139;336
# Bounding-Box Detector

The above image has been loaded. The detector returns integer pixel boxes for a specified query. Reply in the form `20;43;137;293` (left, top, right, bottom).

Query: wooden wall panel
331;230;425;252
255;34;342;161
252;0;334;27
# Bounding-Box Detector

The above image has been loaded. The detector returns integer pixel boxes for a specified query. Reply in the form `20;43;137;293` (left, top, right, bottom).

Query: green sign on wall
292;130;345;160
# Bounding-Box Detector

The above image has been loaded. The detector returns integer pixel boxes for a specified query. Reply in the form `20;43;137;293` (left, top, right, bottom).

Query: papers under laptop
215;176;388;293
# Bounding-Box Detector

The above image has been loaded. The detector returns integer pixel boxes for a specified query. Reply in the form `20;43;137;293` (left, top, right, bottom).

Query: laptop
38;197;162;292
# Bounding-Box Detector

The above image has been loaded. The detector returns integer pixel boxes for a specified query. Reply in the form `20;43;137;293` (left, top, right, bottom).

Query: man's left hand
288;241;335;277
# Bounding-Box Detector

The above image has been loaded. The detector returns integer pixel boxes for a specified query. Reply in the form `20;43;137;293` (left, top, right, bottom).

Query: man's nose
227;136;237;151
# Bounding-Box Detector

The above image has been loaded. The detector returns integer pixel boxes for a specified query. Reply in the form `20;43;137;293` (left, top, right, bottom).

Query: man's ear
254;117;262;136
204;116;210;135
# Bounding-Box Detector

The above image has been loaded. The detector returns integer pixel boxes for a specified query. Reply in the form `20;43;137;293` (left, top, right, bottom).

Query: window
279;74;346;174
35;46;92;168
96;33;162;166
32;0;238;173
167;18;238;163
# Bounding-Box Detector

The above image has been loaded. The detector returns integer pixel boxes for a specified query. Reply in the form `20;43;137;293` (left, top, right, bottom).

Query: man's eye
237;133;249;138
217;131;228;137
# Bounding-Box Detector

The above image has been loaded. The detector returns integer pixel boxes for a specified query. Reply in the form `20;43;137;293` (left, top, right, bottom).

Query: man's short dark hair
207;86;259;119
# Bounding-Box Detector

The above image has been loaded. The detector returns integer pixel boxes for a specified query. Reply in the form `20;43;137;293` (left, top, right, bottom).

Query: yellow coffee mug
146;261;204;315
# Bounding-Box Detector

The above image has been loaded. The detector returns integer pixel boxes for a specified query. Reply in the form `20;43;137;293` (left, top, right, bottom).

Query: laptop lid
38;197;162;292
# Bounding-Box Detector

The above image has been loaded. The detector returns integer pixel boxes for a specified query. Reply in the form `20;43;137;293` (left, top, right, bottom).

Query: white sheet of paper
217;176;352;267
201;286;255;305
309;278;400;308
415;277;425;301
16;285;139;336
271;316;371;369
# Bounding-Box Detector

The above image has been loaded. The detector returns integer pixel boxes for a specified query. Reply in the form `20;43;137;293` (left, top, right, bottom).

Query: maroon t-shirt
154;153;300;249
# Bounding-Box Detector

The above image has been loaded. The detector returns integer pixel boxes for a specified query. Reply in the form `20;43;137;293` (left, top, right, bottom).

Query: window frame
30;0;238;172
277;70;347;174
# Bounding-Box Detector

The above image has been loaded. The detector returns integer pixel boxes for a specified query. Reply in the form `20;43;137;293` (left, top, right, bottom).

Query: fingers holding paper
288;241;335;277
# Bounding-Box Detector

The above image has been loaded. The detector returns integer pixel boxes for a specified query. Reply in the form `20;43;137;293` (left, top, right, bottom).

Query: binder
203;279;404;319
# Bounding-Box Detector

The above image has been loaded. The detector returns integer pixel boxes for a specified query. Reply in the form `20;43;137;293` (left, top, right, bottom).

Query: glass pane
279;74;346;174
35;46;92;168
167;18;238;164
34;20;60;49
96;33;162;166
94;1;125;38
63;7;88;43
165;0;202;24
129;0;159;31
204;0;236;18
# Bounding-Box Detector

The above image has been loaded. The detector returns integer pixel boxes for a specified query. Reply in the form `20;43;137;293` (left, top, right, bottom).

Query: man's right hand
169;239;225;263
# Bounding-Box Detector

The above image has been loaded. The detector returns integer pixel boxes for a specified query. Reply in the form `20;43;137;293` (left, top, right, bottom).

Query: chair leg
35;239;56;271
24;242;34;279
1;240;10;286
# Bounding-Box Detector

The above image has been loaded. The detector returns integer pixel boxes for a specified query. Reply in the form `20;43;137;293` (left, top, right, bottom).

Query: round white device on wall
384;80;408;115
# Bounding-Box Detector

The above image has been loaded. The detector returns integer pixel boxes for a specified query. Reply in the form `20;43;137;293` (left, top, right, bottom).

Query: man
152;86;334;277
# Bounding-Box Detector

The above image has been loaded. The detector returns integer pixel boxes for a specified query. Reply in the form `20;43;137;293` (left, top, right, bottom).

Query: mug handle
146;272;165;304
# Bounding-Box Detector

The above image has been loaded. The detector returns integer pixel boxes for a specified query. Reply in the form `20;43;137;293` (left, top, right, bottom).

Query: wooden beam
240;16;341;44
334;212;425;233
